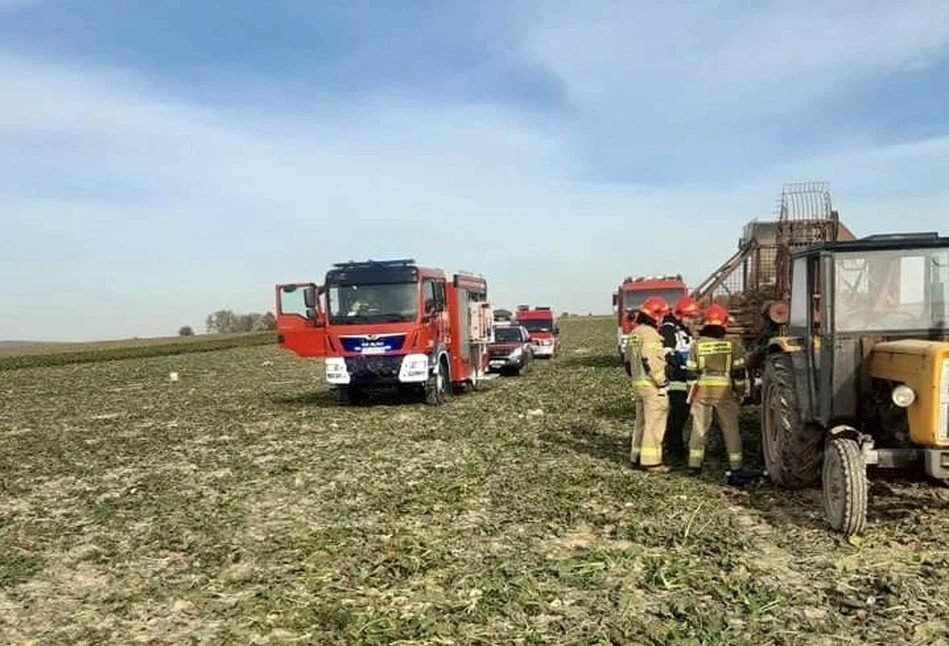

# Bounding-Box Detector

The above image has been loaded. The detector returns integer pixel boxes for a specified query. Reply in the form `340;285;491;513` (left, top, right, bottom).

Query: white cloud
522;0;949;125
1;23;949;340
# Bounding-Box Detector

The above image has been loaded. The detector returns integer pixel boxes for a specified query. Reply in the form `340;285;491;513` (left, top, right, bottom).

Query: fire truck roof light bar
623;274;684;283
331;258;416;269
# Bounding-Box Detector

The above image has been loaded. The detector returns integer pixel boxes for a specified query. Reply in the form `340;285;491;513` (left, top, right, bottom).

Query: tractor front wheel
821;436;868;536
761;353;823;488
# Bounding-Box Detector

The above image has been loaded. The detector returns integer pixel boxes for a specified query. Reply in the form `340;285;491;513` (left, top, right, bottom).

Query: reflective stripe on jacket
686;335;745;388
627;324;668;388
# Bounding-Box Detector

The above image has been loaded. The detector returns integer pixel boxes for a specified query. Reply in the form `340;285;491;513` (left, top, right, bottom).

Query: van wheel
822;436;868;536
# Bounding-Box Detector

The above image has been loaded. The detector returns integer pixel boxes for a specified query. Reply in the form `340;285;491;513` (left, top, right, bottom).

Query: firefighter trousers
689;387;742;469
663;388;689;460
631;386;669;467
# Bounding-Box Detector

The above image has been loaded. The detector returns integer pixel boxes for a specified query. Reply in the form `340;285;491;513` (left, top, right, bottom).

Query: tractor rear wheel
761;353;823;488
822;436;868;536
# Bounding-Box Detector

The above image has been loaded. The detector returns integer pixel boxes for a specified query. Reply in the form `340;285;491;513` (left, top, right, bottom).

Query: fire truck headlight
325;357;350;384
399;354;430;382
892;384;916;408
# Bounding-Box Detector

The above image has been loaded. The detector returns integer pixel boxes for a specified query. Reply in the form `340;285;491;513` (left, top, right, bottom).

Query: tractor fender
767;337;804;355
827;425;861;443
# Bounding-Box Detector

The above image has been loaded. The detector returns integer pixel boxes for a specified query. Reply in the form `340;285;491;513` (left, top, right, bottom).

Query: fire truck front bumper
531;339;556;357
325;354;431;386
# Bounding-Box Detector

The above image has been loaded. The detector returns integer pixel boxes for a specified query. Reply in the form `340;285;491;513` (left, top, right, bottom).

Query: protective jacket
684;329;747;469
685;332;747;397
627;322;668;389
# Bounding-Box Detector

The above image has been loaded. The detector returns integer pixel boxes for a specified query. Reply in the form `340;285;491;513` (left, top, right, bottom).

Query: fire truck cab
613;275;689;359
275;259;494;406
513;305;560;358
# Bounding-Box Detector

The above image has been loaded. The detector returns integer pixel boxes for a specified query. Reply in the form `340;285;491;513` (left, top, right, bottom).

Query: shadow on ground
725;462;945;532
594;401;635;423
268;386;432;408
539;423;631;468
561;353;625;370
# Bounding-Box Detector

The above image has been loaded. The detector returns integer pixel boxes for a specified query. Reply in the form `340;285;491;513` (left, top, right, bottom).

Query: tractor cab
761;232;949;535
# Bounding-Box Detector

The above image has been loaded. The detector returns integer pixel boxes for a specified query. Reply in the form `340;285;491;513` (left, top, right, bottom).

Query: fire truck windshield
520;319;553;333
327;282;418;324
623;288;685;311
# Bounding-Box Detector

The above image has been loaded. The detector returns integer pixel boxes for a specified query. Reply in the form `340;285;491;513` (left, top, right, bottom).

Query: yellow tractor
760;232;949;535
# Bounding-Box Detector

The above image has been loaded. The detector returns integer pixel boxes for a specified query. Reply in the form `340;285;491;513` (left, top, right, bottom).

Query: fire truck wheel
425;358;448;406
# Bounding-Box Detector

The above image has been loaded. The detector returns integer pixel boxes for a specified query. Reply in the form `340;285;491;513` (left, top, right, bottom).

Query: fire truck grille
344;355;403;380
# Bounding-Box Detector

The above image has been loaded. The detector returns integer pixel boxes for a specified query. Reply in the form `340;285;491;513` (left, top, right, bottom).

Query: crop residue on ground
1;317;948;645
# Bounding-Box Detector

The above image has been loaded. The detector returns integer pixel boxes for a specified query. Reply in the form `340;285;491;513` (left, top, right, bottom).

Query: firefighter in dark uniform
660;296;701;464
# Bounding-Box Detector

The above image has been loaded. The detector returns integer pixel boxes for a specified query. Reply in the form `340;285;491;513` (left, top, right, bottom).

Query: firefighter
627;296;672;471
660;295;701;464
684;304;746;471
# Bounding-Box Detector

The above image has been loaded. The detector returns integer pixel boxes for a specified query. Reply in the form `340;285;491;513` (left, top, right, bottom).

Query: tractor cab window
789;258;808;329
834;247;949;332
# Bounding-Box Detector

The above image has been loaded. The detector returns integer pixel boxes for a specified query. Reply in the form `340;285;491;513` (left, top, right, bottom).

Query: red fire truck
513;305;559;358
612;275;689;359
274;259;495;406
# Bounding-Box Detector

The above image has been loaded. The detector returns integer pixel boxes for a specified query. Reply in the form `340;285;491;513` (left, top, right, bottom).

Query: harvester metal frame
692;182;853;404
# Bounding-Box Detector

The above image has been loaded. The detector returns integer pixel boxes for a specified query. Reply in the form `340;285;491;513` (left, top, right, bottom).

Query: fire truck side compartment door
275;283;326;357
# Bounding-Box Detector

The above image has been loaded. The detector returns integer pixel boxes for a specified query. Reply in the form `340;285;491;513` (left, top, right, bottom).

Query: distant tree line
178;310;277;336
205;310;276;334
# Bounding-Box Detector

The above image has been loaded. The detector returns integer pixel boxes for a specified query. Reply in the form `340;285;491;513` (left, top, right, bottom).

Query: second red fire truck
612;275;689;360
513;305;560;358
274;259;495;406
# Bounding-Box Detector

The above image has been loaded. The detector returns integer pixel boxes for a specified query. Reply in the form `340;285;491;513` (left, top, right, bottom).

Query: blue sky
2;0;949;341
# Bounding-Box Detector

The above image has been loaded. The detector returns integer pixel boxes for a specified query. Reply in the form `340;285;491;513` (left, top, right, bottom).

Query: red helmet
674;296;700;319
703;303;729;328
639;296;670;323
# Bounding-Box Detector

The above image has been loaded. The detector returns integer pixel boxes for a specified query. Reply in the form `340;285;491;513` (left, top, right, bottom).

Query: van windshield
494;327;523;342
327;282;418;324
834;247;949;332
519;319;553;333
